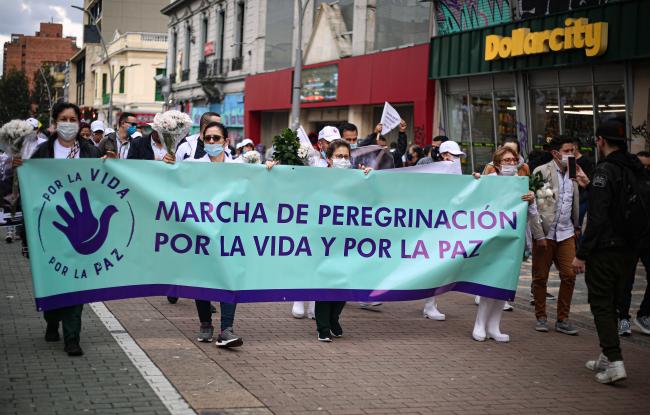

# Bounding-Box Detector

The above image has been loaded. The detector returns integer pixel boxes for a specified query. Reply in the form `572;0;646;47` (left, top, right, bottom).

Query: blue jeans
195;300;237;330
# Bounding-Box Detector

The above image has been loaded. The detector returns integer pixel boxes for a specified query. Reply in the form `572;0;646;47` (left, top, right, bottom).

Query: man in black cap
572;120;645;384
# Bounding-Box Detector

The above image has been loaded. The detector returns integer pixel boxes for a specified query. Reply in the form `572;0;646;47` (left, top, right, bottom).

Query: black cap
596;120;626;142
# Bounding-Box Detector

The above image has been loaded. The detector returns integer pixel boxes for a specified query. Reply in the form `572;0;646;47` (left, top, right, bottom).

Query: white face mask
332;158;352;169
56;122;79;142
560;154;571;167
500;165;517;176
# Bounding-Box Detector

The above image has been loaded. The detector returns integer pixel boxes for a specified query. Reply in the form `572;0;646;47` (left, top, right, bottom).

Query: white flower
544;188;554;198
536;190;544;199
297;147;309;159
151;110;193;155
0;120;34;156
242;150;261;164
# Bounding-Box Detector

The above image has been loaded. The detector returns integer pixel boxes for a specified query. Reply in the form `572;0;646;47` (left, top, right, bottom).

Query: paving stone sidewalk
0;243;171;415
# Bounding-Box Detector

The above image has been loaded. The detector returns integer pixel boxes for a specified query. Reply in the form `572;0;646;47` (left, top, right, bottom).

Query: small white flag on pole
296;126;312;148
379;102;401;135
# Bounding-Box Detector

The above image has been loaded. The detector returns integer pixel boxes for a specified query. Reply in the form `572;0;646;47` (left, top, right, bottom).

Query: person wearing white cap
90;120;105;146
422;140;466;322
240;138;254;154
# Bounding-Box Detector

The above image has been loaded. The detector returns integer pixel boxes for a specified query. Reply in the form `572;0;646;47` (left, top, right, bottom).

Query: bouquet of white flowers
242;150;261;164
0;120;38;216
535;183;555;209
151;110;193;157
0;120;35;158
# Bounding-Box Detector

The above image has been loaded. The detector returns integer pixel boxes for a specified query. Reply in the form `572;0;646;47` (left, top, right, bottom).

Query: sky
0;0;84;75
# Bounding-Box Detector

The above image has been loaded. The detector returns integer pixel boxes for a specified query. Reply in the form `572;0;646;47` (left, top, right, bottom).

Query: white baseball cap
26;117;39;129
240;138;254;147
236;142;244;150
318;126;341;142
90;120;105;132
104;128;115;135
439;140;466;157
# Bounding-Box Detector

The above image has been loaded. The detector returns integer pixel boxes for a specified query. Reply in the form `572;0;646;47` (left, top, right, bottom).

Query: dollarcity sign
485;18;608;61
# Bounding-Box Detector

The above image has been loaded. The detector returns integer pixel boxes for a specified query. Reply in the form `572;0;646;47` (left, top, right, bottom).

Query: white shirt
116;137;130;159
151;141;167;161
53;140;79;159
546;165;574;242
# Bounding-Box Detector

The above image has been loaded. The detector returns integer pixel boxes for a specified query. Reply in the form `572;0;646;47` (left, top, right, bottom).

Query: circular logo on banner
37;166;135;280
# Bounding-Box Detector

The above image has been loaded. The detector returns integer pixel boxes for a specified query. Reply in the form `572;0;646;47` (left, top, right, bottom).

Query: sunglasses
204;134;225;143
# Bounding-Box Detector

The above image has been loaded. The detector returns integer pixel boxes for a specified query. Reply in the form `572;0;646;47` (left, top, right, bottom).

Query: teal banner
18;160;528;311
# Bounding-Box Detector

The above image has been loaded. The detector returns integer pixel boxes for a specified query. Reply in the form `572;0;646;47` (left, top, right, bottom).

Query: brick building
2;23;78;89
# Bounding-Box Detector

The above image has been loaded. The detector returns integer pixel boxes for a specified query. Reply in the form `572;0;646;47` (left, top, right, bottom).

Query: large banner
18;160;528;311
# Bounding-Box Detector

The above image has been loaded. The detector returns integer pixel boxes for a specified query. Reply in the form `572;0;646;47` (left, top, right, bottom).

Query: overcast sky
0;0;84;75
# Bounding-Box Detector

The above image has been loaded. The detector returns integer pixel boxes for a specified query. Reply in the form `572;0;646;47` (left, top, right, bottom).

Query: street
2;241;649;415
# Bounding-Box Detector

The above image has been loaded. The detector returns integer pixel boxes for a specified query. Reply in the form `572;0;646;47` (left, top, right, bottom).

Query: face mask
127;125;137;136
560;154;570;167
56;122;79;141
332;158;352;169
349;143;358;150
432;147;440;160
204;143;224;157
500;165;517;176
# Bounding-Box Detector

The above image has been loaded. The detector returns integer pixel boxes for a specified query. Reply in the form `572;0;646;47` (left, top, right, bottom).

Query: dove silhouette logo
37;167;134;280
53;188;118;255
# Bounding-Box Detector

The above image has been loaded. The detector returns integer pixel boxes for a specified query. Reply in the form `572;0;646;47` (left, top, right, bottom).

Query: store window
374;0;430;51
443;74;516;173
265;0;294;70
530;88;560;146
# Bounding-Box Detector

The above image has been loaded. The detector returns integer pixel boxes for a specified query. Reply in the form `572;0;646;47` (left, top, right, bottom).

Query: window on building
183;24;191;71
119;65;125;94
155;68;166;101
217;9;226;73
102;73;108;105
265;0;294;70
201;16;208;62
235;1;245;59
374;0;430;51
76;57;85;105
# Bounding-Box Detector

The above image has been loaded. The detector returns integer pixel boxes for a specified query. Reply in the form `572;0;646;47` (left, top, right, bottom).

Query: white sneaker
474;295;480;306
503;302;513;312
359;302;382;311
291;302;305;318
307;301;315;319
595;361;627;384
586;353;609;372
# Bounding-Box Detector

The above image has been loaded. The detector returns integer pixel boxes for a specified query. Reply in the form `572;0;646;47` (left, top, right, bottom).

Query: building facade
428;0;650;173
162;0;435;146
68;0;169;124
3;23;78;89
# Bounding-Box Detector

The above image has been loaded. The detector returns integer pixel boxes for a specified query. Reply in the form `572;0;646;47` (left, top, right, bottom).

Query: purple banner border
35;282;515;311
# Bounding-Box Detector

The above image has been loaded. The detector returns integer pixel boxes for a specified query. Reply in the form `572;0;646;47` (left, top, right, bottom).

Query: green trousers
585;250;636;362
315;301;346;337
44;304;84;343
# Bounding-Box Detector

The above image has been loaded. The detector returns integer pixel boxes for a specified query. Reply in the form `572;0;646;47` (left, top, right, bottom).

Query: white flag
296;126;312;148
380;102;401;135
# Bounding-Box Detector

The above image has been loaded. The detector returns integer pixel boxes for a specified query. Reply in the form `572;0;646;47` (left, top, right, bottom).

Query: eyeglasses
332;154;350;160
501;157;517;164
204;134;225;143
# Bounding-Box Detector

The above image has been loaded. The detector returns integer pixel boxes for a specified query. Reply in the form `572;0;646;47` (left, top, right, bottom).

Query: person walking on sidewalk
13;102;100;356
573;120;647;384
530;136;580;335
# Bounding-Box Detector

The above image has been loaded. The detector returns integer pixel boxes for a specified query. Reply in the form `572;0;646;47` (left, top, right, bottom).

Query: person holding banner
169;121;243;347
471;147;540;342
15;102;100;357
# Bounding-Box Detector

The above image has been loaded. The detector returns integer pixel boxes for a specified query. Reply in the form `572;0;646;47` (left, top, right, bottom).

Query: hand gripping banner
18;160;528;311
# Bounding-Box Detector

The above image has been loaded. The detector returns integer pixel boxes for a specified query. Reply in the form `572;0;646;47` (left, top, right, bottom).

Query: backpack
618;166;650;248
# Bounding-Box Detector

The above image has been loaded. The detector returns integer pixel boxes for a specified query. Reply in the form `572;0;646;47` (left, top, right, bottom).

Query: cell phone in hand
568;156;577;179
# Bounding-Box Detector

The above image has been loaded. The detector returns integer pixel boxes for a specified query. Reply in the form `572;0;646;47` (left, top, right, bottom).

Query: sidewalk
2;240;650;415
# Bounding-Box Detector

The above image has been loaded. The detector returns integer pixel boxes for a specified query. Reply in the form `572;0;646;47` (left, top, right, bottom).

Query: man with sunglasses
98;112;137;159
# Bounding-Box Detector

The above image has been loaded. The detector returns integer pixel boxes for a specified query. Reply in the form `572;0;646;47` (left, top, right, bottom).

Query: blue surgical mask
350;143;358;150
321;151;327;159
205;143;224;157
127;125;137;136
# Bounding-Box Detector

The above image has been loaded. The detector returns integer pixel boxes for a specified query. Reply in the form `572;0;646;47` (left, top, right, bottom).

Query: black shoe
210;304;217;313
167;296;178;304
64;342;84;356
330;321;343;338
45;323;60;342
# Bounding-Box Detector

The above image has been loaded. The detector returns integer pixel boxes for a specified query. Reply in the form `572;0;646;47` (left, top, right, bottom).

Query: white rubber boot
423;297;445;321
586;353;609;372
307;301;315;319
472;298;490;341
474;295;480;305
486;298;510;342
291;301;305;318
595;361;627;384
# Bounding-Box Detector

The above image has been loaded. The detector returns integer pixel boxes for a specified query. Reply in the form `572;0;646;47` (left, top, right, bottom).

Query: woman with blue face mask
170;121;243;348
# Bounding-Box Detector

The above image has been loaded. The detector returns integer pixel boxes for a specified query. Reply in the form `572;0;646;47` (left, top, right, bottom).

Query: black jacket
577;150;644;259
127;134;155;160
31;135;100;159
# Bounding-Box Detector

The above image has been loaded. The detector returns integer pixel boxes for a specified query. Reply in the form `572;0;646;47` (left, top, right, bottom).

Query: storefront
429;0;650;173
244;44;435;148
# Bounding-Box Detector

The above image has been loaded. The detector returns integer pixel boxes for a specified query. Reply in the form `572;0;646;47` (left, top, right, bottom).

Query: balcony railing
198;59;228;80
181;69;190;82
198;61;207;79
231;56;243;71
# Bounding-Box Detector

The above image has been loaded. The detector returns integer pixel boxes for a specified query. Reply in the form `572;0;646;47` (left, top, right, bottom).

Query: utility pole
290;0;312;131
72;5;115;127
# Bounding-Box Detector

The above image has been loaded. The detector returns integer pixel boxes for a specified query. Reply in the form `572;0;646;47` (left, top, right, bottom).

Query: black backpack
618;166;650;248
